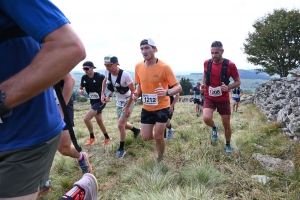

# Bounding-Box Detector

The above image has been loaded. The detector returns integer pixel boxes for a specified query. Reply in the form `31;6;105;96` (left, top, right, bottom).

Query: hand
132;92;139;102
221;82;229;92
169;106;174;114
200;84;206;92
155;83;166;96
123;106;131;117
101;94;106;103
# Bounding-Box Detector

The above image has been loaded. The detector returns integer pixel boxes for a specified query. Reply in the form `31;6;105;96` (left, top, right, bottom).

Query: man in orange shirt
132;38;182;162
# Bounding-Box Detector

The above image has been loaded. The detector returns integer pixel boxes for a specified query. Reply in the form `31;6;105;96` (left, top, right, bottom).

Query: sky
52;0;300;73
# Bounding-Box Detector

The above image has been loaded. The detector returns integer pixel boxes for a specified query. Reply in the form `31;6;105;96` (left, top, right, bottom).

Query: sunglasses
104;63;114;68
83;68;90;71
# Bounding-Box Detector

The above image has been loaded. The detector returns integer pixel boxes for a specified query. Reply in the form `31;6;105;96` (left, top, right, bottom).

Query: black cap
83;61;96;68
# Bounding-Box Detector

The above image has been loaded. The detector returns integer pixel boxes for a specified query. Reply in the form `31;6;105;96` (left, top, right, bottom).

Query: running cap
140;38;158;52
197;82;200;86
104;55;119;65
83;61;96;68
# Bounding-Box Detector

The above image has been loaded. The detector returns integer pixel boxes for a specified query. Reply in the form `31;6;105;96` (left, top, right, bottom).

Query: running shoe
38;180;51;197
157;156;163;163
85;138;96;146
102;137;111;146
211;126;218;141
167;128;174;139
78;152;92;174
74;173;98;200
226;144;233;153
116;149;126;158
133;128;141;139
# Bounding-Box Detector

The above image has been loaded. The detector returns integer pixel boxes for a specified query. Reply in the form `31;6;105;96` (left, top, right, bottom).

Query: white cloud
52;0;300;73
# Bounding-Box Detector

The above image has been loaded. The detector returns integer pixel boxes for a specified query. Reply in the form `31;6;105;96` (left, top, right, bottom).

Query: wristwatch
0;90;12;118
166;90;171;96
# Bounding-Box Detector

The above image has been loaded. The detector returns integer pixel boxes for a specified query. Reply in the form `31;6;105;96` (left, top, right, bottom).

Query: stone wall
244;69;300;141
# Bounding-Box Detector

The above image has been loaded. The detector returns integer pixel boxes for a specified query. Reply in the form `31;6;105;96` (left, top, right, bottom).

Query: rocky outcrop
252;153;294;174
246;69;300;141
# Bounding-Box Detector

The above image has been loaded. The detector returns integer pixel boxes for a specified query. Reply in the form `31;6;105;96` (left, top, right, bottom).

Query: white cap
140;38;158;52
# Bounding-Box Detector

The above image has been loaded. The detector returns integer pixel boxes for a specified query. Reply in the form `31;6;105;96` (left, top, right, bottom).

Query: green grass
39;97;300;200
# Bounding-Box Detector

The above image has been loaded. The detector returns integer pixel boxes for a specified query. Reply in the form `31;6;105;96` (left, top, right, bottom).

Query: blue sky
52;0;300;73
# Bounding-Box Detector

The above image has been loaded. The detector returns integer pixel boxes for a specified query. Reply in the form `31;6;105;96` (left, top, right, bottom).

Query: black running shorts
141;108;169;124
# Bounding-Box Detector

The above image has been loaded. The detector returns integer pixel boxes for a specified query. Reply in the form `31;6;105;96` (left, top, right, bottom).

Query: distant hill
185;69;270;80
71;69;271;92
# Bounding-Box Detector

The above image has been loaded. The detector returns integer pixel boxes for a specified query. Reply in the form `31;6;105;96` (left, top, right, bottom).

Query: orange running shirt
135;59;178;111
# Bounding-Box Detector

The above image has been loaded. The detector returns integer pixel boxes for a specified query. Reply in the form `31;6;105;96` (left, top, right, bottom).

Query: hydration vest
205;58;230;86
232;87;241;95
107;69;129;94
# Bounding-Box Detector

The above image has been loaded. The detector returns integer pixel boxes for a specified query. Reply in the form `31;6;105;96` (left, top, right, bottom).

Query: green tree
243;8;300;77
180;77;193;95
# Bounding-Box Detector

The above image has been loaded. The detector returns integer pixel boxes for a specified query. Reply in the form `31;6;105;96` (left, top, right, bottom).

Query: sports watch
166;89;171;96
0;90;12;118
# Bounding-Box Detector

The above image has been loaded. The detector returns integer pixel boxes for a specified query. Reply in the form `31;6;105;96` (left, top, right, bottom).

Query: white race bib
142;93;158;106
208;86;222;97
89;92;100;99
116;100;127;107
232;94;239;98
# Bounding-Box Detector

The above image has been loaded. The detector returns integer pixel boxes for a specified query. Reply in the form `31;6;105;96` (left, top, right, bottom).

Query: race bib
116;100;127;107
208;86;222;97
89;92;100;99
232;94;239;98
142;93;158;106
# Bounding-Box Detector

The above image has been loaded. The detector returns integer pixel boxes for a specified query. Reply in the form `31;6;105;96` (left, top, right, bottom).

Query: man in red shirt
200;41;241;153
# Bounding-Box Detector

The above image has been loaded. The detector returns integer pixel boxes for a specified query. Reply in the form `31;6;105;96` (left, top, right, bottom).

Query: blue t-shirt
0;1;69;151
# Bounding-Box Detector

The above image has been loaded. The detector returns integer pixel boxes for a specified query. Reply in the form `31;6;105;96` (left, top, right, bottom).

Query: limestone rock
252;153;294;174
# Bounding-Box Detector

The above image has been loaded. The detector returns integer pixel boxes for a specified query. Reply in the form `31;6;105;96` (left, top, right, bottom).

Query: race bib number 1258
208;86;222;97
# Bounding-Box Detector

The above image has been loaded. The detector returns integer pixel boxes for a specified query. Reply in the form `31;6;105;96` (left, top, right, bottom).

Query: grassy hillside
39;98;300;200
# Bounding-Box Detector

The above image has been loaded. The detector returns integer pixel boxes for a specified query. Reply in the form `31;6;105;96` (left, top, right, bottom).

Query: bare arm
168;83;182;96
101;77;108;97
62;73;75;104
132;83;142;101
125;83;135;108
171;93;180;107
228;77;241;90
0;24;86;109
201;72;206;85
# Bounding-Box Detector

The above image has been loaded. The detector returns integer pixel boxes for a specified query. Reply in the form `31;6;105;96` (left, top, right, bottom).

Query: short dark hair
211;41;223;50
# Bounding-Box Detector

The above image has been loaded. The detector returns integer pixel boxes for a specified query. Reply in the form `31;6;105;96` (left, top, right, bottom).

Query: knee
117;123;124;130
83;116;89;123
203;116;211;123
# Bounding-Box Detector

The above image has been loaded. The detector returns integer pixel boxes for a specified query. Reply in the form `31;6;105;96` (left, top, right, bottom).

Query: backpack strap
53;83;82;153
107;72;115;92
115;69;124;86
205;59;213;85
220;58;230;86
